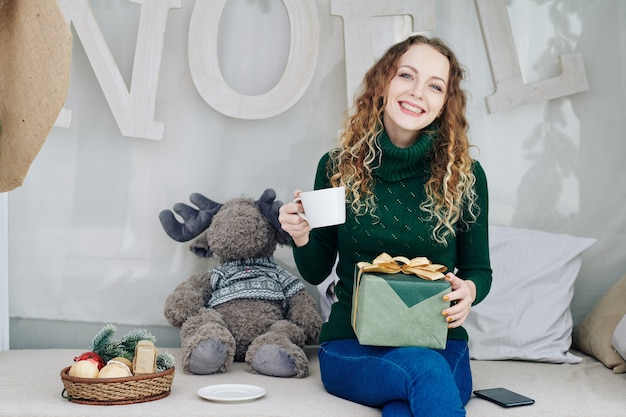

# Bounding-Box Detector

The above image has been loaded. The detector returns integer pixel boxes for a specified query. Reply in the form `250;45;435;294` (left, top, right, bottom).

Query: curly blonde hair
328;35;479;244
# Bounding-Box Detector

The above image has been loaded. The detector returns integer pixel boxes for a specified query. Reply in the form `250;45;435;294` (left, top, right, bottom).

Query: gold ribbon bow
352;253;447;328
356;253;447;281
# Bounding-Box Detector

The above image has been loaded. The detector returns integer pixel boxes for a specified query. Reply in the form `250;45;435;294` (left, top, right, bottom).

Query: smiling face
382;43;450;147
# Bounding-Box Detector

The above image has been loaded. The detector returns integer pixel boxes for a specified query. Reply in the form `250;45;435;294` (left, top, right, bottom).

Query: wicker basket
60;366;175;405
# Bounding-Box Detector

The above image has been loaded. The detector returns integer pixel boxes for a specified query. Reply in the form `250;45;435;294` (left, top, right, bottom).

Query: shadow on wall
512;0;583;229
511;100;578;228
513;0;626;325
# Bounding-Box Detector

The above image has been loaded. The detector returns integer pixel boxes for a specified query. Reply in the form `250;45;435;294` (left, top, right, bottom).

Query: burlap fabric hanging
0;0;72;192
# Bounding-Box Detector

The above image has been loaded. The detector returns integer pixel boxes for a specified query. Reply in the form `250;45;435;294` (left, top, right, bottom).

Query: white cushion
464;225;596;363
612;314;626;363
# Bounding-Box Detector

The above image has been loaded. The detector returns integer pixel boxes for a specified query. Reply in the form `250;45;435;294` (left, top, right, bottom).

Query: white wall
6;0;626;341
1;193;8;350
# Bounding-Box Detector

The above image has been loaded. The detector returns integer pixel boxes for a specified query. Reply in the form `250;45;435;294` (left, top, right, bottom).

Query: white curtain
7;0;626;328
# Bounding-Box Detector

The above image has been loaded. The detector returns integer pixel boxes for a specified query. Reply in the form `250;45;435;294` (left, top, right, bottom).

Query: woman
279;35;492;417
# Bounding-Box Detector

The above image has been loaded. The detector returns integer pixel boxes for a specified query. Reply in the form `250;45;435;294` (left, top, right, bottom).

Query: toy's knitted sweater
208;257;305;309
293;129;492;343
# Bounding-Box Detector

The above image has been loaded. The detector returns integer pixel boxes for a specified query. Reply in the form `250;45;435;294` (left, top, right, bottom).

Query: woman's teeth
401;102;423;114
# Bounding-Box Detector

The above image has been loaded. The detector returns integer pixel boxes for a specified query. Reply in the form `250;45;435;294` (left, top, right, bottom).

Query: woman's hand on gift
278;190;311;247
442;273;477;328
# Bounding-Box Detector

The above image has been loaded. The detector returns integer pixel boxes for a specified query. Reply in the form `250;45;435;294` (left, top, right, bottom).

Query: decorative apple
73;351;105;370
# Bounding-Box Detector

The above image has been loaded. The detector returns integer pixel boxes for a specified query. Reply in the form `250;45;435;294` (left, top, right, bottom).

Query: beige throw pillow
573;274;626;373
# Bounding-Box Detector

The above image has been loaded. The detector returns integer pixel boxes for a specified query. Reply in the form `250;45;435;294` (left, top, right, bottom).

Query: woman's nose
411;82;425;98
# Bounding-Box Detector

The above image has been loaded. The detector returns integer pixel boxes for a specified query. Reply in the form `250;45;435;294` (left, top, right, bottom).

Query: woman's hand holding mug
278;190;311;247
279;187;346;247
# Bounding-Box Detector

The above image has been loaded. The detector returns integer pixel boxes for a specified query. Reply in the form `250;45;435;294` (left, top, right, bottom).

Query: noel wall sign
56;0;588;141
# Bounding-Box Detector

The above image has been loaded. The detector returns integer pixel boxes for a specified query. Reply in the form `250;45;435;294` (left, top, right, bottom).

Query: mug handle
293;197;308;222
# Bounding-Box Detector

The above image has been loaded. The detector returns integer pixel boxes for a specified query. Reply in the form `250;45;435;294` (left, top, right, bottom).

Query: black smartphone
473;387;535;408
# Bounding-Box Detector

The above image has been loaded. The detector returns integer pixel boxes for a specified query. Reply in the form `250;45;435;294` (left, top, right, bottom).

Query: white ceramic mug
295;186;346;228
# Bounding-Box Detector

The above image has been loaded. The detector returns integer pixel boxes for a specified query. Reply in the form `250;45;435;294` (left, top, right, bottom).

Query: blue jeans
318;339;471;417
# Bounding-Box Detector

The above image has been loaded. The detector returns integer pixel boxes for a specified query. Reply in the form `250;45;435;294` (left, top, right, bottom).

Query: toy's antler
159;193;223;242
256;188;291;245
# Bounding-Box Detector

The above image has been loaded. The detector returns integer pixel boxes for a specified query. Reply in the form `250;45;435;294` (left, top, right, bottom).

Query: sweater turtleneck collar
372;126;437;182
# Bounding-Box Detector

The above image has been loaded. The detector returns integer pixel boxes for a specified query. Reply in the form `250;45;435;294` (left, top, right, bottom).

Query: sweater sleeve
455;161;492;305
291;153;339;286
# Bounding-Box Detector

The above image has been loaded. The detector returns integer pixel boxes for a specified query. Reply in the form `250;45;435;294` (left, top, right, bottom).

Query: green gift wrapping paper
352;267;451;349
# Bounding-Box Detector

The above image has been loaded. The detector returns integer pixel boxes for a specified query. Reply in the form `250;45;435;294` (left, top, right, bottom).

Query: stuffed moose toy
159;188;322;378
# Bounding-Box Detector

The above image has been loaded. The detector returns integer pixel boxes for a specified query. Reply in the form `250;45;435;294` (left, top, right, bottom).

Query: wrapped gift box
352;264;451;349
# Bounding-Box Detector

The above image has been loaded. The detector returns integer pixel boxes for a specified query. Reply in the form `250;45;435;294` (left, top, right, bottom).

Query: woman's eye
400;73;413;80
430;84;443;92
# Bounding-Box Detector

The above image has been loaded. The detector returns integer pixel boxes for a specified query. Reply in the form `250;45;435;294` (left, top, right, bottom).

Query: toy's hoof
250;345;299;377
189;339;229;374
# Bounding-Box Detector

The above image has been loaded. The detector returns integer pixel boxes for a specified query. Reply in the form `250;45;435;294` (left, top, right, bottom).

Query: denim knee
318;339;469;417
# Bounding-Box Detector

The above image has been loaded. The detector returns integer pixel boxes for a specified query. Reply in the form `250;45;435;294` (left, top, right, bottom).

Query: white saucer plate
197;384;266;402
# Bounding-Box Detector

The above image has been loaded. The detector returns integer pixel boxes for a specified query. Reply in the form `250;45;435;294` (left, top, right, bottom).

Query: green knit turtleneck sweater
293;129;492;343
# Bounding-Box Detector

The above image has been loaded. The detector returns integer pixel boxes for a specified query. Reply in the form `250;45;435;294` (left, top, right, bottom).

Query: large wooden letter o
188;0;319;119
